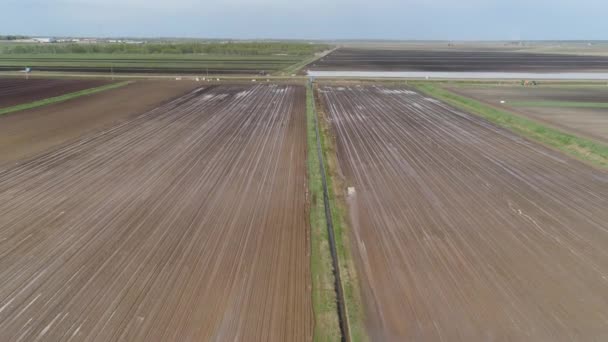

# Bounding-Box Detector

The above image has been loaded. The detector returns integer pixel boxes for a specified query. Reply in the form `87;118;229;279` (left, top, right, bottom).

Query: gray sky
1;0;606;40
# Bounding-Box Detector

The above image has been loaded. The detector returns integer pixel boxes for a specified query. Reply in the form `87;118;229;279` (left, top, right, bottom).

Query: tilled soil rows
0;84;312;341
0;78;112;108
0;80;201;167
319;84;608;340
310;48;608;72
446;85;608;144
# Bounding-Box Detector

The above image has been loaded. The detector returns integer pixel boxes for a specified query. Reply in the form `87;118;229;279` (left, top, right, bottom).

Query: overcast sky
1;0;606;40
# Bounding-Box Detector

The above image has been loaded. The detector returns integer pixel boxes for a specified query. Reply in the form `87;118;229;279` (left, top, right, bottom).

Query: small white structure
32;37;55;43
347;187;356;196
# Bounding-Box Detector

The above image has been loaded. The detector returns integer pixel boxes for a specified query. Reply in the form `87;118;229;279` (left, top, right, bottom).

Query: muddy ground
319;84;608;341
0;78;113;108
447;85;608;144
309;48;608;72
0;84;312;341
0;80;201;167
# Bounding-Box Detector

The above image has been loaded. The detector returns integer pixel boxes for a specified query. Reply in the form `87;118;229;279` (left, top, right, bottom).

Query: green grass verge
279;50;331;76
307;85;341;341
0;81;132;116
310;84;367;342
509;100;608;109
414;83;608;168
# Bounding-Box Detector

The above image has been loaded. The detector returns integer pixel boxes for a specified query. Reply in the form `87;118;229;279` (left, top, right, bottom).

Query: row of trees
0;35;29;41
1;42;329;56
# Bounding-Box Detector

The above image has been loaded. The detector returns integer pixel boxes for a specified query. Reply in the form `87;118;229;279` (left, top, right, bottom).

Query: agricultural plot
0;54;307;75
310;48;608;72
0;84;312;341
0;80;200;166
447;85;608;144
318;85;608;340
0;78;112;108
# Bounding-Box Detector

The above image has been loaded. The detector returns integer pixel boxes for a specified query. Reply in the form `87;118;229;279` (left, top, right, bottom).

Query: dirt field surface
0;78;112;108
448;85;608;144
310;48;608;72
0;80;201;167
319;85;608;341
0;84;312;341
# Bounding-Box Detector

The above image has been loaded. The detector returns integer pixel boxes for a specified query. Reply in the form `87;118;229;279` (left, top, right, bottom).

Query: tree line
0;35;29;41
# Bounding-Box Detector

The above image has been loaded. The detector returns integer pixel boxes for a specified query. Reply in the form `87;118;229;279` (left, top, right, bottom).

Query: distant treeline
0;35;29;41
0;42;329;56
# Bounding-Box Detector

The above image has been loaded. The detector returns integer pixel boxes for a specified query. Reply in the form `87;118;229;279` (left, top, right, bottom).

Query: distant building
32;37;56;43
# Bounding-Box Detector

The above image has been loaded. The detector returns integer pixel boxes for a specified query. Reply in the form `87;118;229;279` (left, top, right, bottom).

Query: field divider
278;48;337;76
309;82;351;342
0;81;132;116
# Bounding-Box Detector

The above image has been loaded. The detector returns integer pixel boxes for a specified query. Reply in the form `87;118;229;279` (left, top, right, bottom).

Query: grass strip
415;82;608;168
509;100;608;109
307;83;341;341
0;81;132;116
279;55;319;76
279;48;335;76
310;84;367;341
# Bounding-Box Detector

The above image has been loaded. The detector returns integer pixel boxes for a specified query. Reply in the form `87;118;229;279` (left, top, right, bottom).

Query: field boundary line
309;82;351;342
414;82;608;169
0;81;132;116
278;48;338;76
307;84;341;341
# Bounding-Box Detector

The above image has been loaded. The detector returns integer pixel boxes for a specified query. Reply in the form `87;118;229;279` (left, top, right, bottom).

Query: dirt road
0;84;312;341
319;85;608;341
0;80;200;167
0;78;112;108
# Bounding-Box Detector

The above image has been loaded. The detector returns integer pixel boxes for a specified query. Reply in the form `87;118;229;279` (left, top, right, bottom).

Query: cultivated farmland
318;85;608;340
0;78;112;108
0;84;312;341
447;84;608;144
0;80;200;166
310;48;608;72
0;42;329;75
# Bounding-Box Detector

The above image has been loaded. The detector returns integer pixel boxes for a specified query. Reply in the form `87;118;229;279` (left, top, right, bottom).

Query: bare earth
447;85;608;144
0;80;200;167
0;78;112;108
310;48;608;72
319;85;608;341
0;84;312;341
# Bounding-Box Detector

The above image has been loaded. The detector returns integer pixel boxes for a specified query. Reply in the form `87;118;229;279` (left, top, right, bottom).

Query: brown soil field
318;85;608;340
0;80;201;167
310;48;608;72
447;85;608;144
0;78;113;108
0;84;312;341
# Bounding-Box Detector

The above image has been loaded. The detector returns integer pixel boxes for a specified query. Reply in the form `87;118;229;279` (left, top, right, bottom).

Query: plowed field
0;84;312;341
319;85;608;341
0;78;112;108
